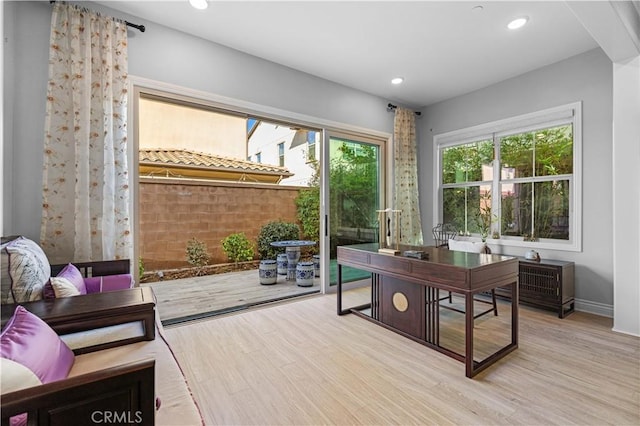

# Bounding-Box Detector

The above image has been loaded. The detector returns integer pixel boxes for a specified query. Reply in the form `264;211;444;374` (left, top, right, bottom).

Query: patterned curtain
41;2;131;263
393;107;424;245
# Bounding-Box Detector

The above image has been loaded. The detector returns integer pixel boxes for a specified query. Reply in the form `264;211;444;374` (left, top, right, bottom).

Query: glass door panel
326;134;384;287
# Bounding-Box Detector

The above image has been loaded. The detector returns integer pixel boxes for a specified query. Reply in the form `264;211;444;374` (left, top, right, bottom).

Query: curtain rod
387;103;421;116
49;1;146;32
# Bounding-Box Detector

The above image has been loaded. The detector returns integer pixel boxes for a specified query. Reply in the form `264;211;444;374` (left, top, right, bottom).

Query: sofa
1;305;203;425
1;236;133;305
0;237;204;425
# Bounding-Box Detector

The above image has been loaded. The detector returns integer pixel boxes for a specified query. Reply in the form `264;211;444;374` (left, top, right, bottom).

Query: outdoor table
270;240;317;281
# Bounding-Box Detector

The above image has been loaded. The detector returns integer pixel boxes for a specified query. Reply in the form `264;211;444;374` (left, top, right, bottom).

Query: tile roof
139;148;291;175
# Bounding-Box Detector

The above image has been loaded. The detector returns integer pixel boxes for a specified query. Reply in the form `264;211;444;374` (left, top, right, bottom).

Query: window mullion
492;133;500;238
501;174;572;184
464;187;469;235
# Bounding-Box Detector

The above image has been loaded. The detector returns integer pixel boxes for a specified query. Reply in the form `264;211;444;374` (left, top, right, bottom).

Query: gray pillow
1;237;51;303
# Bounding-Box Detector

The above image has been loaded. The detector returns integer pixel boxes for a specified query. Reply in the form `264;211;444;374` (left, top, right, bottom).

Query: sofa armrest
50;259;131;278
1;359;155;426
1;288;156;354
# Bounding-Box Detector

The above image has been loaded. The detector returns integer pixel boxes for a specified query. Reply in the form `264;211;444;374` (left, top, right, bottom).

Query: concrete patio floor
142;269;320;325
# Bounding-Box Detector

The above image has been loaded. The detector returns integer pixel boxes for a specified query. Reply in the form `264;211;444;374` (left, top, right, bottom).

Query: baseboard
574;298;613;318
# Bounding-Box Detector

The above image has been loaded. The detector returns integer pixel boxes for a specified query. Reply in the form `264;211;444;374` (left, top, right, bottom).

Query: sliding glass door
322;131;385;290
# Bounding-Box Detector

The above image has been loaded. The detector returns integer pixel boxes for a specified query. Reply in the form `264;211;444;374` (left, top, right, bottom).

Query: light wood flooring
143;270;319;325
164;289;640;425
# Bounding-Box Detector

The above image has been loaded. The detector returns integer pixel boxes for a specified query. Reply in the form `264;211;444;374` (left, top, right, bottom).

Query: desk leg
465;293;475;378
465;282;519;378
337;263;344;315
512;280;519;347
337;264;373;316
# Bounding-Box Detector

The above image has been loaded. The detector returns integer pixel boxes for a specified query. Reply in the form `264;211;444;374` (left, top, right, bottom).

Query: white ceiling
100;1;599;109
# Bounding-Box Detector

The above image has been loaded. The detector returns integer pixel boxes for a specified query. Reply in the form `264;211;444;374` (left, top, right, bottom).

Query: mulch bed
140;260;260;283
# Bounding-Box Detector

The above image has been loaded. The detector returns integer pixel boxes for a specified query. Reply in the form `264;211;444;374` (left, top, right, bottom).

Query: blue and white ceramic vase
296;261;315;287
259;259;277;285
312;254;320;277
277;253;288;275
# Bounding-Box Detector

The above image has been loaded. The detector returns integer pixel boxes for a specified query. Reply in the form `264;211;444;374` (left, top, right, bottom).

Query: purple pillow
43;263;87;299
42;279;56;299
84;274;133;293
0;306;75;384
56;264;87;295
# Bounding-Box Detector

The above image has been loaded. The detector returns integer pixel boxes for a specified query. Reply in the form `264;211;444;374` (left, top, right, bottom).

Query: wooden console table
1;287;156;353
337;243;519;378
494;258;575;318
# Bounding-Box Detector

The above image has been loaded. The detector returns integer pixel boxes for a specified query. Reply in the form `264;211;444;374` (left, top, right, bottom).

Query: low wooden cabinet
496;258;575;318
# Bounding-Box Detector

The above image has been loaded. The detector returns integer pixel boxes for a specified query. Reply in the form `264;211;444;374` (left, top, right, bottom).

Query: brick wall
139;178;301;271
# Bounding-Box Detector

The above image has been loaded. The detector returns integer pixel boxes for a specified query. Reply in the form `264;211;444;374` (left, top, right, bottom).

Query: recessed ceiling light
391;77;404;85
189;0;208;10
507;17;528;30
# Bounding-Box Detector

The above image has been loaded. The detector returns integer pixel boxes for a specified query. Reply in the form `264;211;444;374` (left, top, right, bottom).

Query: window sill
486;237;580;253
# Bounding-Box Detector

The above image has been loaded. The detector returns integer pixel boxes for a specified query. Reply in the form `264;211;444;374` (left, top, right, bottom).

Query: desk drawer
337;247;370;267
373;254;411;275
411;261;467;289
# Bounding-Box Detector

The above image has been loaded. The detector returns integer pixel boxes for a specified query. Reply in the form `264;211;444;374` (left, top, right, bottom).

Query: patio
143;269;320;326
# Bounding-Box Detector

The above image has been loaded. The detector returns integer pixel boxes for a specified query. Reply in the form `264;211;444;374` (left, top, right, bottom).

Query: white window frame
277;142;285;166
307;132;316;162
433;102;582;252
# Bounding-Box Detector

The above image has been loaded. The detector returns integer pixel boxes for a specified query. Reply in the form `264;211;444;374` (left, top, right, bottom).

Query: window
441;139;494;238
256;152;261;163
500;125;572;240
435;103;581;251
277;142;285;167
307;131;316;161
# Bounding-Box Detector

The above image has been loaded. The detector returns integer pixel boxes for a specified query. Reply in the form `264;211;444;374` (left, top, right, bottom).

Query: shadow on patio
142;269;320;326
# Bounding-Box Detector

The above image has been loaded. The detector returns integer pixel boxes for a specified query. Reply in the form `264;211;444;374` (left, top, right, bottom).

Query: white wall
419;48;614;312
3;1;50;240
247;123;315;186
2;1;394;240
565;0;640;338
138;97;247;159
612;55;640;335
1;1;11;236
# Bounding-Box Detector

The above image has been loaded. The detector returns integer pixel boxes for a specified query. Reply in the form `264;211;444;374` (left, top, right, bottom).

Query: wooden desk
337;243;519;378
1;287;156;353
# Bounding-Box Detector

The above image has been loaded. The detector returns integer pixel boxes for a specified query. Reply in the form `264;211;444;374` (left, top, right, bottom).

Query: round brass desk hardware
392;292;409;312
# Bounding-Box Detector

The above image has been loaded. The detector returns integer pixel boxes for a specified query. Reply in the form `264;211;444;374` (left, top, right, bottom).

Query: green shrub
296;187;320;242
257;221;300;259
186;237;210;268
295;160;320;254
138;257;145;277
221;232;255;265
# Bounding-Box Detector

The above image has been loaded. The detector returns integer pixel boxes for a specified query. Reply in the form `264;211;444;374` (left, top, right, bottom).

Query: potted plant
475;191;496;242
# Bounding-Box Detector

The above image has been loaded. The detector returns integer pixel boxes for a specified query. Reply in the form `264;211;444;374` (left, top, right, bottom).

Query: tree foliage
329;142;378;230
296;160;320;249
328;141;379;255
